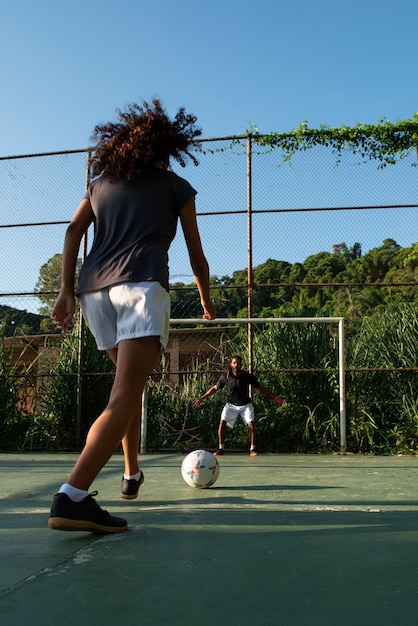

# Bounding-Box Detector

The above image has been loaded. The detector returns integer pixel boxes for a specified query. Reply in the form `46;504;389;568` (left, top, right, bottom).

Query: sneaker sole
48;517;128;533
120;493;139;500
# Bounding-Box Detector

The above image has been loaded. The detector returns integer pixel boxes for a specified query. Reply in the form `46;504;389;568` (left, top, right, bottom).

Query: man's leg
248;420;256;447
214;409;229;456
241;404;259;457
218;420;227;446
214;420;227;455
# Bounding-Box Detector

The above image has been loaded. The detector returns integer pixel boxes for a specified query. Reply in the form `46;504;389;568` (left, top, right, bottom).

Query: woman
48;99;216;533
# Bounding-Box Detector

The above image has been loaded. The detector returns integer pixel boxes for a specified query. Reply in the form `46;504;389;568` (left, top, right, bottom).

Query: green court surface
1;452;418;625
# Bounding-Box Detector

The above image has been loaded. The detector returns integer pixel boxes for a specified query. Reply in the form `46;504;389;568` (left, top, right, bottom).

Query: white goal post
140;317;346;454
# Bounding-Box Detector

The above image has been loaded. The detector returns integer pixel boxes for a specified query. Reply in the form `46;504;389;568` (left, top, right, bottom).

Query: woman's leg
121;414;142;476
106;347;142;477
66;336;159;490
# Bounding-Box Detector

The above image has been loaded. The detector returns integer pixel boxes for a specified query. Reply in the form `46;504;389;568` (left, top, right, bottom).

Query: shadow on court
1;452;418;625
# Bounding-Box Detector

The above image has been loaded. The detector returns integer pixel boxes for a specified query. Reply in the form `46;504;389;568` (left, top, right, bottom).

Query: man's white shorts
79;281;170;351
221;402;255;428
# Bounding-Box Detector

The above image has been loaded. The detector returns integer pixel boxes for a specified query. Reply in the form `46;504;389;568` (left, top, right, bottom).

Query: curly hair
88;99;202;182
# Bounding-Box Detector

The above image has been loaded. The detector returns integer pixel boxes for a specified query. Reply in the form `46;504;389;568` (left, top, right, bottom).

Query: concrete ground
1;452;418;625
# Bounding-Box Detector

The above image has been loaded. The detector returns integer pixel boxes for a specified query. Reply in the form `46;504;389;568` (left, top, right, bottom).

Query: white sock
124;470;142;481
59;483;89;502
219;444;225;449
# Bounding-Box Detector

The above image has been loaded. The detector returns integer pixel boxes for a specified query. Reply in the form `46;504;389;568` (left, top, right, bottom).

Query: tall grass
346;303;418;453
3;304;417;453
34;323;114;450
0;334;31;449
146;358;224;451
246;322;340;452
146;309;417;453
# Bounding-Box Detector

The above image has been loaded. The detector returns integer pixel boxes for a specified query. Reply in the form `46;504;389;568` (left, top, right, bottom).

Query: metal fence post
338;317;347;454
247;135;254;377
140;387;147;454
75;151;92;446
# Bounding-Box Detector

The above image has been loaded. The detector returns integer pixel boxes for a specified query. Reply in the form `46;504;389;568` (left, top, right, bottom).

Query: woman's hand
51;291;76;332
202;300;216;320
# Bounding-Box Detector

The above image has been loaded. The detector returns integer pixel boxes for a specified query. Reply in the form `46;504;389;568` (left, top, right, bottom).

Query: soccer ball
181;449;220;488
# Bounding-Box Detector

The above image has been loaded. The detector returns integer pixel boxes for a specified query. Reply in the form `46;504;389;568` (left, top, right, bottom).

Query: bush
0;334;32;450
3;304;417;454
33;322;114;450
346;303;418;453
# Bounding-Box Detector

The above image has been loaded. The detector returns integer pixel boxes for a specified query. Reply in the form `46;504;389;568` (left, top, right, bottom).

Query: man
193;356;284;456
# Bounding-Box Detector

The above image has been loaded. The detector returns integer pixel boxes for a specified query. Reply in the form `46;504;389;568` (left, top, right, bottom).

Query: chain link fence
0;138;417;452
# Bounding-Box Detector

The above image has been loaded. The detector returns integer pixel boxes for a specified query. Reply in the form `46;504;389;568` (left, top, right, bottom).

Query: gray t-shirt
76;169;196;294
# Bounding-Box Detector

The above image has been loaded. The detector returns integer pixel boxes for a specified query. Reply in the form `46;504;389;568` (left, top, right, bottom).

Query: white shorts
79;281;170;352
221;402;255;429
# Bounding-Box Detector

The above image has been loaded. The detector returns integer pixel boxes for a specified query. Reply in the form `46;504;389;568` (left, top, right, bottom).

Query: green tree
0;305;43;336
35;254;82;317
95;240;417;322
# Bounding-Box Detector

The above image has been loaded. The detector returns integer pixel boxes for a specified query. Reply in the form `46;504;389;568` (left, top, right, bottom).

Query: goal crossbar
141;317;346;454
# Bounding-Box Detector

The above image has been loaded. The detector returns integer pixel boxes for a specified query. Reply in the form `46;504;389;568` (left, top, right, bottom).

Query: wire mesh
0;139;416;452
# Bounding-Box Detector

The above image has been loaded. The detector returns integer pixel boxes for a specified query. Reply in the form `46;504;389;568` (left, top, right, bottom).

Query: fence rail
0;137;416;453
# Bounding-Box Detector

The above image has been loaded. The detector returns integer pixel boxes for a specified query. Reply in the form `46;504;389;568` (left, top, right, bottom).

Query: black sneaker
214;448;225;456
48;491;128;533
121;470;145;500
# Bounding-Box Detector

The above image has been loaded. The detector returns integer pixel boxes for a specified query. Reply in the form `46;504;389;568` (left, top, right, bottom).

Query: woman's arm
179;196;216;320
51;198;94;332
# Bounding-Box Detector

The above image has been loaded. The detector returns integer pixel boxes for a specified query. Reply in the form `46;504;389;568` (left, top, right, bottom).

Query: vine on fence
210;114;418;168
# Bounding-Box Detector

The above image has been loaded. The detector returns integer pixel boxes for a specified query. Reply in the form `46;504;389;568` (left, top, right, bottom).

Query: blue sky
1;0;417;313
1;0;417;154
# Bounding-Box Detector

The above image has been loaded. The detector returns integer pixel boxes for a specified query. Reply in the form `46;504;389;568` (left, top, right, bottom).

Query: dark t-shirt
216;370;260;405
77;169;196;295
